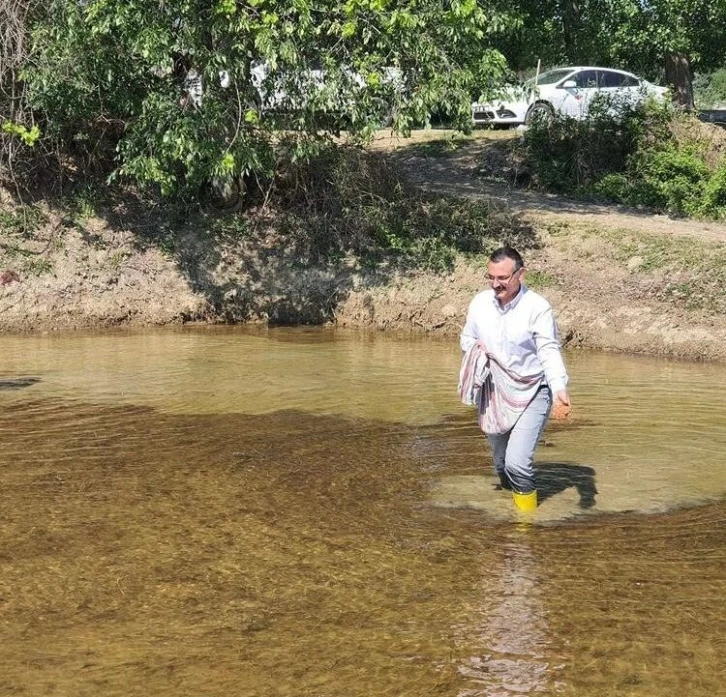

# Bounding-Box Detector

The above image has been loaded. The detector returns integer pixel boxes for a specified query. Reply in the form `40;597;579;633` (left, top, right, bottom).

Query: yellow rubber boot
512;489;538;512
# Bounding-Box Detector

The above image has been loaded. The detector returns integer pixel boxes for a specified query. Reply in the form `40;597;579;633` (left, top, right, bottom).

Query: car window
599;71;626;88
599;71;640;88
527;69;575;86
573;70;599;88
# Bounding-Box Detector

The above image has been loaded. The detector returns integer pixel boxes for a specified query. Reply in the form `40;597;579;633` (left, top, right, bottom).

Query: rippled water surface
0;327;724;696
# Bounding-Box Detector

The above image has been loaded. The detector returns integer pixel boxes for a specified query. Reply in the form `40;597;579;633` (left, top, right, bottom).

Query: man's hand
554;390;570;407
552;390;571;420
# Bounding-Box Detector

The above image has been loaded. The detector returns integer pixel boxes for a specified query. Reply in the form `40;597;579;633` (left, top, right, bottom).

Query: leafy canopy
22;0;512;196
491;0;726;80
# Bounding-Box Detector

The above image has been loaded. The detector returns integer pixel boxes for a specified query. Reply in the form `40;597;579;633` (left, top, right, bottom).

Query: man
459;246;570;511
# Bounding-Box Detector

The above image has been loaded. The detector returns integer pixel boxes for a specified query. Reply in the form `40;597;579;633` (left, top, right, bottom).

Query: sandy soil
1;129;725;361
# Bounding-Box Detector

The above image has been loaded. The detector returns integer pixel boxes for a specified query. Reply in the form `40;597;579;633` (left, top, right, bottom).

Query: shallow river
0;327;723;696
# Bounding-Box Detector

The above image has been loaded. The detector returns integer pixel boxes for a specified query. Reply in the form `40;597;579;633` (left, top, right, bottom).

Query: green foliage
490;0;726;81
693;68;726;108
523;98;671;192
15;0;513;198
1;122;41;146
597;109;726;218
521;101;726;220
593;133;726;219
699;161;726;217
628;146;708;214
593;173;632;201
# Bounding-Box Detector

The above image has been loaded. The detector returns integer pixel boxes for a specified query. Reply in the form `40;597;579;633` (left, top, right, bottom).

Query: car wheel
525;102;554;126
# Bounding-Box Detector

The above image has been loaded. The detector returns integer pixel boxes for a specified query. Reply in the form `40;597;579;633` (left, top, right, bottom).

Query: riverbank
1;130;725;361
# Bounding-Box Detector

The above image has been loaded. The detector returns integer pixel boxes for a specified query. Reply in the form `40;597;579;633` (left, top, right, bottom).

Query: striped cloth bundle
458;341;543;435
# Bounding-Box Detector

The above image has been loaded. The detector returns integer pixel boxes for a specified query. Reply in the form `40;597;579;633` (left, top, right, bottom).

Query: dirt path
409;159;726;243
372;130;726;243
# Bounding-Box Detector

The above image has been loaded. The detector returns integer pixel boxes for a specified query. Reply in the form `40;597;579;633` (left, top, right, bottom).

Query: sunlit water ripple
0;326;723;697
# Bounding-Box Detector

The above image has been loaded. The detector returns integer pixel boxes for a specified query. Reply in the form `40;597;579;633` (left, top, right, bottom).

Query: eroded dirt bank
335;256;726;361
1;131;725;362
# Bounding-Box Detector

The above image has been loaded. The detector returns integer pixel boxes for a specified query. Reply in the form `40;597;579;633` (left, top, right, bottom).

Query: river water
0;327;723;696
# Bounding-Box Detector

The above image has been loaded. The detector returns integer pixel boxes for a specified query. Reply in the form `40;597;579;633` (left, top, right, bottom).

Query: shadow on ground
0;377;41;390
536;461;598;509
51;148;541;326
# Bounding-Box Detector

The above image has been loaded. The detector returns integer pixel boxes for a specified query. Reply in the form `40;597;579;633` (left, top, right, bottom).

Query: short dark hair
489;246;524;271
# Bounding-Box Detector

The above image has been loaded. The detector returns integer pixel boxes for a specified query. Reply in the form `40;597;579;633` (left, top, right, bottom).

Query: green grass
525;269;559;289
0;205;47;238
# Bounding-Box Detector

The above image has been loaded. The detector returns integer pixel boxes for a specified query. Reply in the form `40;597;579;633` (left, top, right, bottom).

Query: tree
1;0;43;187
603;0;726;109
15;0;513;197
489;0;726;108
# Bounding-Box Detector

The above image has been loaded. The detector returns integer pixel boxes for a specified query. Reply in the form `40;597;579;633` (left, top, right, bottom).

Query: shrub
273;143;537;271
522;98;671;192
628;146;709;214
522;100;726;219
699;161;726;218
593;173;632;202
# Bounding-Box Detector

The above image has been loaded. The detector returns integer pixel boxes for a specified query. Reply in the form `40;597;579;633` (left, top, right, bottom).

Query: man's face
487;258;523;305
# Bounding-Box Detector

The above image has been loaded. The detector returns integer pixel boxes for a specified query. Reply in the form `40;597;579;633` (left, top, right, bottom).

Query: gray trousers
487;386;552;494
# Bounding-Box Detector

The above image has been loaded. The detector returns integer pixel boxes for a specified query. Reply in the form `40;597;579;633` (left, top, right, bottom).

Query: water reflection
457;537;561;697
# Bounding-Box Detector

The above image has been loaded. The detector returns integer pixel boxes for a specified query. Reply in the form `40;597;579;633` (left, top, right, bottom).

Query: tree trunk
561;0;584;63
665;53;695;110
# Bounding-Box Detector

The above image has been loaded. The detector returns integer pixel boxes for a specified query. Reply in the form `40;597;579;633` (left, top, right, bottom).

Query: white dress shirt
460;285;569;394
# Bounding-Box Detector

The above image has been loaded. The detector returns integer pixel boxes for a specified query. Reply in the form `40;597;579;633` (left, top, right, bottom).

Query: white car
472;66;669;127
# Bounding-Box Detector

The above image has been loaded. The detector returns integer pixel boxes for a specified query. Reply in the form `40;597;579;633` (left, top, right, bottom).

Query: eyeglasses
487;268;522;284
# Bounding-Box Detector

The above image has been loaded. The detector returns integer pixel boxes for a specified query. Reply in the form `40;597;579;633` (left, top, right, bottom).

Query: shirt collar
492;284;527;312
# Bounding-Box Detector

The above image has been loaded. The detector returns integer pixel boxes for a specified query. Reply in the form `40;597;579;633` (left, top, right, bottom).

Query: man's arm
460;299;479;353
532;305;569;404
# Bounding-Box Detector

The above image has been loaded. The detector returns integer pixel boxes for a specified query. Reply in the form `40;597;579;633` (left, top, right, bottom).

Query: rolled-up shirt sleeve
532;306;569;393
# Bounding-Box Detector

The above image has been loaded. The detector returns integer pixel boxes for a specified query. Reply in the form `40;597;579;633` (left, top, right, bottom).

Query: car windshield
526;68;575;86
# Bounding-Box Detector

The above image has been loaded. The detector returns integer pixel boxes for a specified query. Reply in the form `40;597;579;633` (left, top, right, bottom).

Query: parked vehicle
472;66;669;127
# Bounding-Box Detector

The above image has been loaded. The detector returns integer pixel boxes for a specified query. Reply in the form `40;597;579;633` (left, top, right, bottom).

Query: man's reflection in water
454;538;564;696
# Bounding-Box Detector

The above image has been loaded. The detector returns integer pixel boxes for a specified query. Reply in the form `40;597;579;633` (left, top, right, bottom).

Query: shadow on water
536;461;598;509
0;377;41;391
